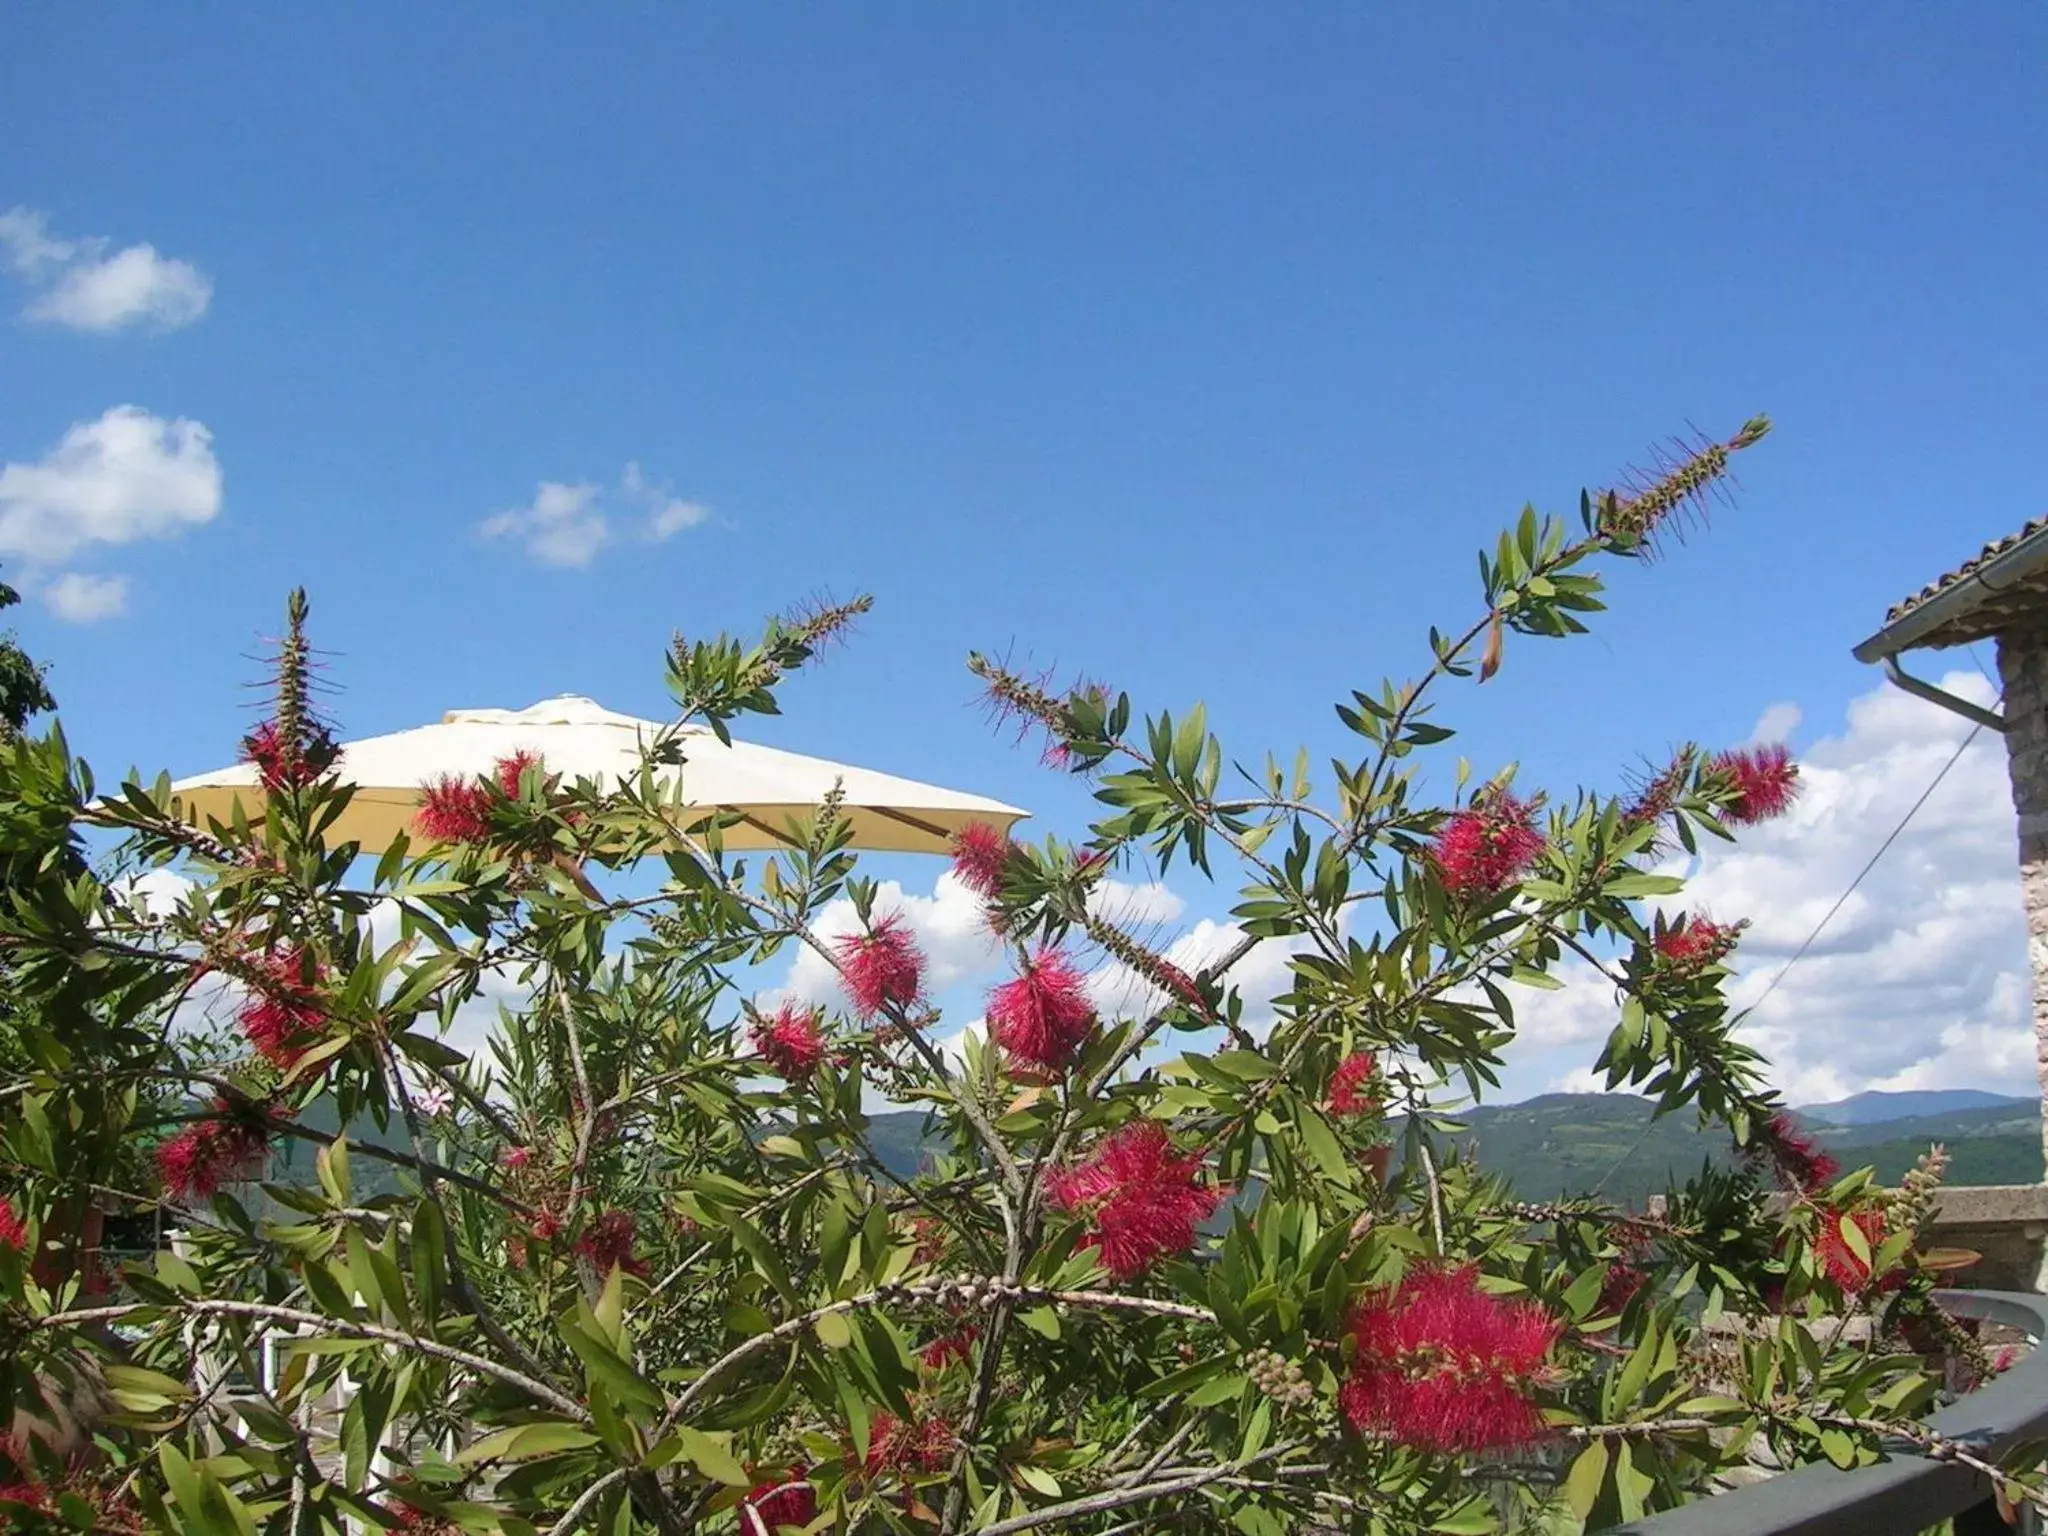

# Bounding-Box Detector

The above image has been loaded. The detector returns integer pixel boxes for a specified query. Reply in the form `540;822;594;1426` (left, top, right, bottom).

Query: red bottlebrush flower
240;718;339;794
740;1470;818;1536
1047;1120;1224;1279
1653;915;1742;974
157;1102;272;1202
0;1478;51;1516
1619;751;1693;841
0;1196;25;1252
574;1209;648;1279
752;1004;828;1081
1075;848;1108;875
504;1145;531;1170
1752;1111;1838;1194
949;821;1012;899
528;1211;562;1242
414;775;494;845
237;948;326;1069
1430;794;1546;898
494;750;545;797
1815;1206;1903;1295
1598;1263;1648;1314
861;1412;959;1477
389;1504;462;1536
1713;743;1800;825
1328;1052;1382;1117
1341;1264;1561;1454
920;1324;981;1370
908;1215;947;1268
836;913;924;1016
988;949;1096;1070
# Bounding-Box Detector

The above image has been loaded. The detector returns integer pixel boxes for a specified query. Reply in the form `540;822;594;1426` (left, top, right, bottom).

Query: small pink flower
504;1146;532;1170
836;914;924;1016
987;949;1095;1070
752;1004;828;1081
528;1211;562;1243
1328;1052;1382;1117
1713;743;1800;825
0;1196;26;1253
413;1082;455;1117
949;821;1012;899
1431;794;1545;897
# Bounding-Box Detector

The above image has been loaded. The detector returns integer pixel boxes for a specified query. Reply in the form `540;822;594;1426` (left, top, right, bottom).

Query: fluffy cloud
761;871;1007;1013
622;461;708;541
0;207;211;332
1523;668;2030;1103
479;481;607;569
480;463;711;568
43;570;130;623
0;406;222;567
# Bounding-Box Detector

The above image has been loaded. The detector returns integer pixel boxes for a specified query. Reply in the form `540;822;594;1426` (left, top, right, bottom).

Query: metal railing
1617;1290;2048;1535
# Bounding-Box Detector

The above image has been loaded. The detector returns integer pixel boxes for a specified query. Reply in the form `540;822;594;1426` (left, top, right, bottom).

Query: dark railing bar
1615;1289;2048;1535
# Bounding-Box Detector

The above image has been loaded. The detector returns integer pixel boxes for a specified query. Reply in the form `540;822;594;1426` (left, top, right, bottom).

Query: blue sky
6;6;2047;1101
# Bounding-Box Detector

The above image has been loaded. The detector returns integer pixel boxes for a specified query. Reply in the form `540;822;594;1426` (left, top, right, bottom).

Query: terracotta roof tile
1885;516;2048;627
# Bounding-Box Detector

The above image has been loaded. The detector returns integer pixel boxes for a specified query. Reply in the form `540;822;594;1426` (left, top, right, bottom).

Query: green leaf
1562;1263;1609;1322
1294;1101;1357;1187
1185;1372;1246;1408
672;1425;752;1487
1564;1441;1609;1520
454;1422;600;1465
1018;1307;1060;1341
815;1311;854;1349
1602;872;1686;899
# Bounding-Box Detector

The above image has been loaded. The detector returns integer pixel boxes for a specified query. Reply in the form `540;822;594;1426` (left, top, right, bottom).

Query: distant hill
241;1091;2044;1217
1796;1089;2034;1126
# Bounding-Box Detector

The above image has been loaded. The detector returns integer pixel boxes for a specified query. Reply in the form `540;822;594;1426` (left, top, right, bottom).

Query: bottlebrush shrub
0;421;2036;1535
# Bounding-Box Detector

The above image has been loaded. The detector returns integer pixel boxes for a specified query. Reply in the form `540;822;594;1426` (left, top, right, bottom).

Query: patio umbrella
162;694;1027;855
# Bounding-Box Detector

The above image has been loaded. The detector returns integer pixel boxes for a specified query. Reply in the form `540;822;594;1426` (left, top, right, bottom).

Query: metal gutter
1849;525;2048;732
1851;523;2048;665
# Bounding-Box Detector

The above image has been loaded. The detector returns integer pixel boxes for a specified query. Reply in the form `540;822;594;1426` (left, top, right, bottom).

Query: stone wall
1996;629;2048;1199
1926;1184;2048;1292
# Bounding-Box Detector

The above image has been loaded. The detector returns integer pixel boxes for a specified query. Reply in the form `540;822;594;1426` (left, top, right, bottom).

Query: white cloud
482;463;712;568
0;207;211;332
0;406;222;566
1750;701;1802;745
761;871;1007;1013
623;461;709;541
480;480;608;569
1498;668;2030;1104
43;570;129;622
1087;877;1186;930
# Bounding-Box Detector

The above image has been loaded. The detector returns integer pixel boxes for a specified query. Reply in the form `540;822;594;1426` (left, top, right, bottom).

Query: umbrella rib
732;810;805;848
870;806;951;840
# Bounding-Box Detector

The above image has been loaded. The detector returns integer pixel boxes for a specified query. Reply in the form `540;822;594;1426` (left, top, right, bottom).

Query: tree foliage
0;422;2034;1533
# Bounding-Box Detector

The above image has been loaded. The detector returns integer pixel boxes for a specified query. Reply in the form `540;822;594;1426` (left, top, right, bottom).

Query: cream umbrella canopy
164;694;1027;855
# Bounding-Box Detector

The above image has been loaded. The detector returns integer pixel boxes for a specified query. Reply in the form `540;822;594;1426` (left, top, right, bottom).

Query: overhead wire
1586;660;1999;1199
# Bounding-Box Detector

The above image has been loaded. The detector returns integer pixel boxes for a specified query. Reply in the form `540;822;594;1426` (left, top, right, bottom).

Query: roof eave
1851;525;2048;663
